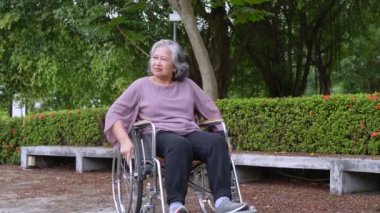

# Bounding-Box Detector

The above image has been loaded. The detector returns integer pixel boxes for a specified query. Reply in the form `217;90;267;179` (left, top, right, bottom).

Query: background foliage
0;1;379;164
1;0;379;116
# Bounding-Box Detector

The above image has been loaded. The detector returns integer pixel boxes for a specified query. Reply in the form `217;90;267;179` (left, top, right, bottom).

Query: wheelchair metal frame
112;120;243;213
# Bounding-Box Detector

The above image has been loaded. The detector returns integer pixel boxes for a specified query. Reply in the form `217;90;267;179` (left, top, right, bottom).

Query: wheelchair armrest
198;118;224;127
133;120;152;127
199;119;226;134
132;120;156;133
199;119;233;152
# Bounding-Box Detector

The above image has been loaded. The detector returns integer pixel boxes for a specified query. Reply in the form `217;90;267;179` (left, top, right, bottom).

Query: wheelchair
111;119;247;213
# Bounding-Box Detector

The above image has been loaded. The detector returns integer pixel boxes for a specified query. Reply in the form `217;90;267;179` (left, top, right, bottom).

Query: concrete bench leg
330;161;343;195
76;156;111;173
330;161;380;195
21;150;53;169
21;149;28;169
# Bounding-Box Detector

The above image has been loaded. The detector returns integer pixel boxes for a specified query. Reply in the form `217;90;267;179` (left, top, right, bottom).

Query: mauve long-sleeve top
104;76;222;145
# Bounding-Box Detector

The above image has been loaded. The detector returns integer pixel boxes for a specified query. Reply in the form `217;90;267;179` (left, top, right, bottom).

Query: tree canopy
0;0;379;115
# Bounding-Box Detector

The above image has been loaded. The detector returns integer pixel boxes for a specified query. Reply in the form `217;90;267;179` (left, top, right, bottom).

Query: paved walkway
1;165;114;213
1;164;380;213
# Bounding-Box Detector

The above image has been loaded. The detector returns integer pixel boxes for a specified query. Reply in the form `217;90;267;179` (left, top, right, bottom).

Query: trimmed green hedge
0;108;108;164
218;94;380;155
0;94;379;164
21;108;108;147
0;118;23;164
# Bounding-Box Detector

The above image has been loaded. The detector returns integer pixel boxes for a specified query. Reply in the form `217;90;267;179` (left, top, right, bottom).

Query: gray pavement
0;165;115;213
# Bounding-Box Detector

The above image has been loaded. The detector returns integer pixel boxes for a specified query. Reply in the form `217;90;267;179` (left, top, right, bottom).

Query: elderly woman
104;39;248;213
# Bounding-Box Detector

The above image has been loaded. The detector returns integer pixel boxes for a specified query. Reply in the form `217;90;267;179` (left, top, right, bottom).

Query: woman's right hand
119;138;134;163
112;121;135;162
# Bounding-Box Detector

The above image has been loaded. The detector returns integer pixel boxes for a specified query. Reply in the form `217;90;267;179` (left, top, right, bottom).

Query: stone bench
232;152;380;195
21;146;115;173
20;146;380;195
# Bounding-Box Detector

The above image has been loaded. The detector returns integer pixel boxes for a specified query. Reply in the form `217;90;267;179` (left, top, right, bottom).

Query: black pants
156;130;232;205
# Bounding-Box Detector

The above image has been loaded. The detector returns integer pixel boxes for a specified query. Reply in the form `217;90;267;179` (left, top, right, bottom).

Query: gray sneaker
215;200;249;213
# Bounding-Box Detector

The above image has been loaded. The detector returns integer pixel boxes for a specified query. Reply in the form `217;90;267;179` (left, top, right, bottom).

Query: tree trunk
313;0;344;95
207;5;231;98
315;33;332;95
168;0;218;100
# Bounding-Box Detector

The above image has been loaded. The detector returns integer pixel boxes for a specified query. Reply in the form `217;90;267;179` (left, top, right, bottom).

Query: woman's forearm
112;120;131;145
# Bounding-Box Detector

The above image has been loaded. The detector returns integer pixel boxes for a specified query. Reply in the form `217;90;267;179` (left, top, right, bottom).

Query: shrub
21;108;108;147
0;118;23;164
1;93;379;164
218;94;380;155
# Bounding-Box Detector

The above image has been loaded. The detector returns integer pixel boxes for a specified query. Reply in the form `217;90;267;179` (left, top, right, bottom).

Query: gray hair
147;39;189;81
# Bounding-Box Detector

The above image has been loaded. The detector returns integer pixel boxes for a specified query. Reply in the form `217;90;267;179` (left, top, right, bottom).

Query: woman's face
150;46;175;80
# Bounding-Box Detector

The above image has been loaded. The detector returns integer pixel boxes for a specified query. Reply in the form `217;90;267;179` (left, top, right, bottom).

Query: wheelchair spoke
112;147;143;213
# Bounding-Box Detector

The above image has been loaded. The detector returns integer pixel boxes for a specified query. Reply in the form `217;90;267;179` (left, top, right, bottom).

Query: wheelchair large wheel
112;133;143;213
